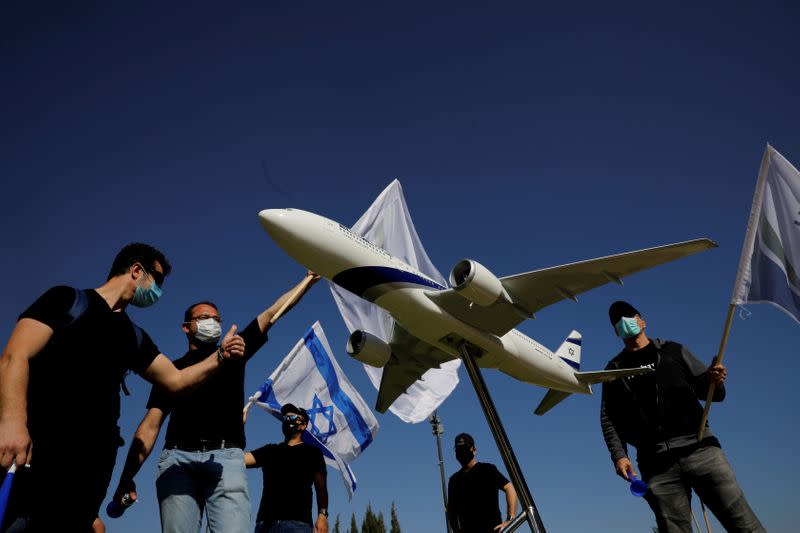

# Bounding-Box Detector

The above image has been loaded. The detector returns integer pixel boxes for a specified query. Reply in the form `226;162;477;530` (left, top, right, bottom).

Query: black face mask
455;448;474;466
282;419;303;438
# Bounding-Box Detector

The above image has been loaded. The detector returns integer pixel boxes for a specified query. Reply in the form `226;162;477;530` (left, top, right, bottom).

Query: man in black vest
600;300;763;532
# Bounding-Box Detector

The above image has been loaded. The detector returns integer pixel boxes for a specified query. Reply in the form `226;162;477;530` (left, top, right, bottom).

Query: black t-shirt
251;442;326;526
147;319;267;449
20;286;160;444
448;462;509;533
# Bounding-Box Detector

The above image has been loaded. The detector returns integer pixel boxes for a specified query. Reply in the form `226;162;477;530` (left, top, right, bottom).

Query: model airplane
258;208;716;415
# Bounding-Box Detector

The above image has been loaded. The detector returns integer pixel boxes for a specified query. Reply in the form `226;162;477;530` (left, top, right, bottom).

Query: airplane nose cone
258;209;290;240
258;209;283;230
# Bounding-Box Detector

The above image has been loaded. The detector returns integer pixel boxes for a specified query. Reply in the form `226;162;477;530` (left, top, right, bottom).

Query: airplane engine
346;330;391;368
449;259;510;306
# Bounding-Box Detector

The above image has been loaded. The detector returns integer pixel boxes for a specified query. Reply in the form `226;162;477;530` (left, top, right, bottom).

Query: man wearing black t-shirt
0;243;246;533
245;403;328;533
447;433;517;533
601;301;763;533
112;274;317;533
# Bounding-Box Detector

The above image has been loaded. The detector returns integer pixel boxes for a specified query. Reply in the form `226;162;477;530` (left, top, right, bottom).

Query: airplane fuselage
260;208;590;395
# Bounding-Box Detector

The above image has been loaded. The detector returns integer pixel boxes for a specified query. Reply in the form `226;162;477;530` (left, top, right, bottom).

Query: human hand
708;363;727;385
220;325;245;360
306;271;322;285
494;519;512;531
113;478;138;507
0;418;32;469
615;457;636;481
315;513;328;533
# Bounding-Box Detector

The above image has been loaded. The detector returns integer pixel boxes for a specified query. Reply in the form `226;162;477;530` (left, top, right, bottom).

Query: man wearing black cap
447;433;517;533
245;403;329;533
600;301;763;532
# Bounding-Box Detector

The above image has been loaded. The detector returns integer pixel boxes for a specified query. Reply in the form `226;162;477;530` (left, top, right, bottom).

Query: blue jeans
639;444;764;533
156;447;250;533
254;520;313;533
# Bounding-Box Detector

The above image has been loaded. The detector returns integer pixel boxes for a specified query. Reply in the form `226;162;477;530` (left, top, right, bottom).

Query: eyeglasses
188;314;222;323
283;414;305;423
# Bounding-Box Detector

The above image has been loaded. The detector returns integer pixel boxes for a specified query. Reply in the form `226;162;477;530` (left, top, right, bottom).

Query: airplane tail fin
534;389;572;415
555;330;581;370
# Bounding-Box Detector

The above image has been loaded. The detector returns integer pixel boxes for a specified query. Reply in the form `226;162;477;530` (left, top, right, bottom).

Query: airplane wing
427;238;717;336
375;323;455;413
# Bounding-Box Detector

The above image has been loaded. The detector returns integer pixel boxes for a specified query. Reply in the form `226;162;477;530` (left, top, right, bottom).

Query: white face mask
193;318;222;344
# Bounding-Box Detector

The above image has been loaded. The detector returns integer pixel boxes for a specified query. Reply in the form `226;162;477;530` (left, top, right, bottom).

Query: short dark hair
107;243;172;281
183;301;219;323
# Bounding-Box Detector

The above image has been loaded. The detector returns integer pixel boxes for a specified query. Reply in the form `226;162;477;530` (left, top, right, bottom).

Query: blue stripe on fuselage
332;266;446;298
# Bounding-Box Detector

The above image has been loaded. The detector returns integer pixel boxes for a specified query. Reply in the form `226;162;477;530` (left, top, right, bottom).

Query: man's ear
129;262;146;280
181;323;191;334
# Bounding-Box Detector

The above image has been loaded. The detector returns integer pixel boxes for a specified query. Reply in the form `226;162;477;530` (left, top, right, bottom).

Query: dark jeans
638;444;764;533
254;520;313;533
2;441;118;533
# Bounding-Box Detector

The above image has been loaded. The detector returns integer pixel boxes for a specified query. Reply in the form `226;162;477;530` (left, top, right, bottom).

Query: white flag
246;321;379;498
329;179;461;423
732;145;800;323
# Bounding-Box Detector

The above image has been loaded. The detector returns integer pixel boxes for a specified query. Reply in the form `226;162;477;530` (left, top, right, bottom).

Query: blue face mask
131;274;163;308
614;316;641;339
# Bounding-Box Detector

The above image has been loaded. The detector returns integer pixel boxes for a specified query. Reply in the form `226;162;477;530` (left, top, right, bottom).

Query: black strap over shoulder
66;288;89;326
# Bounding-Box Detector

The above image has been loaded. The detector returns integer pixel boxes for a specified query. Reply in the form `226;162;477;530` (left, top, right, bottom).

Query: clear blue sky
2;2;798;532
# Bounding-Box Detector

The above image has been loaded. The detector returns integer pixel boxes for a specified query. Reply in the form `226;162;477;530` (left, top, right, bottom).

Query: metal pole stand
430;412;453;533
457;342;546;533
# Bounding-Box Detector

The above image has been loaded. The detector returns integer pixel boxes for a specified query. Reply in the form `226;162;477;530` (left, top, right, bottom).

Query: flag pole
270;273;315;325
696;304;736;439
697;145;772;439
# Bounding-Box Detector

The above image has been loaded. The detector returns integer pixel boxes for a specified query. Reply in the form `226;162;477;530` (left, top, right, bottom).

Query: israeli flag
246;321;379;498
733;145;800;323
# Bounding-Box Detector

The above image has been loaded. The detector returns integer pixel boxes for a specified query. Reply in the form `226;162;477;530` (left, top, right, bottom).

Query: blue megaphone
628;472;648;497
106;494;134;518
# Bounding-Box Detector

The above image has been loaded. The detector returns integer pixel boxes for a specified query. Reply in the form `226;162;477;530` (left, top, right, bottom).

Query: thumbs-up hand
220;324;245;360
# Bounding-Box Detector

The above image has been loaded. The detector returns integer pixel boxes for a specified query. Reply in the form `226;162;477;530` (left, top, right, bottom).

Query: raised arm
143;325;244;394
256;272;320;334
681;344;726;402
113;407;167;506
0;318;54;468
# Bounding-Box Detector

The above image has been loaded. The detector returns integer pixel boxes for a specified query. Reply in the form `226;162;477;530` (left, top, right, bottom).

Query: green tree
350;513;359;533
361;503;376;533
333;514;341;533
377;511;387;533
390;501;401;533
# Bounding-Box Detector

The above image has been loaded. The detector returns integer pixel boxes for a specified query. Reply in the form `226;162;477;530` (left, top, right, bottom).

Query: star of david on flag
245;321;379;498
307;394;337;444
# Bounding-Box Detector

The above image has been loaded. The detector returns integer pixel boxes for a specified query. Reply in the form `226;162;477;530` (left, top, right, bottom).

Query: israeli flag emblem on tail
555;330;582;370
246;321;379;498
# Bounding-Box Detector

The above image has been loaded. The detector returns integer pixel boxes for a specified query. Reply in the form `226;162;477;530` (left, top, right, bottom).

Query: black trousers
2;441;118;533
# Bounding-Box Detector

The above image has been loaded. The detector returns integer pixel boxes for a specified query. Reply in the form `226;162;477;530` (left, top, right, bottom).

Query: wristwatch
319;508;329;518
